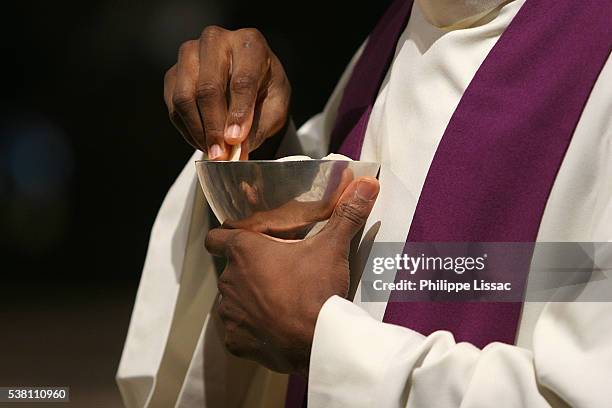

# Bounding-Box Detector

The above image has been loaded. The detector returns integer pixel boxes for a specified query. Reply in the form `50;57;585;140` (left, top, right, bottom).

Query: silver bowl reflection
196;159;380;239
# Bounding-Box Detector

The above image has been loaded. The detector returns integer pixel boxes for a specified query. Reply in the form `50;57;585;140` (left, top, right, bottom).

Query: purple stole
286;0;611;406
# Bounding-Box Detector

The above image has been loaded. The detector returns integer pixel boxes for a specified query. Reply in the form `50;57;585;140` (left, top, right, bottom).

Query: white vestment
117;0;612;406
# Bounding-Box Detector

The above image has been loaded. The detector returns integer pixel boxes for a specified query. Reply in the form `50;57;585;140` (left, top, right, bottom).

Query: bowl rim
195;159;380;165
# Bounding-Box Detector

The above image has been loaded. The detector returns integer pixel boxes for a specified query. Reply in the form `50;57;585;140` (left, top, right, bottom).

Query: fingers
197;26;231;160
206;227;262;257
205;228;241;257
223;215;268;235
322;166;355;216
319;177;380;244
245;55;291;151
225;29;269;147
214;294;259;359
244;84;290;152
164;65;198;149
172;40;206;150
166;26;290;156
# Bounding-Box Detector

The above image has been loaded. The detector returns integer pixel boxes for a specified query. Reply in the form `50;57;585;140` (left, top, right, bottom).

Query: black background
1;0;389;406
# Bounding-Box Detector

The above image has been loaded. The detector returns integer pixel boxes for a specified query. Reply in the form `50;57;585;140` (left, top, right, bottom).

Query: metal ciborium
195;158;380;239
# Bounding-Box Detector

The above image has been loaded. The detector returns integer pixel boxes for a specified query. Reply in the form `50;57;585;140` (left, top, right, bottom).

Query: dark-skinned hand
205;177;380;375
163;26;291;159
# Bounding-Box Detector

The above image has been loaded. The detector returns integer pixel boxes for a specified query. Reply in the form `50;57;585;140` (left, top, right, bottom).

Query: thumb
319;177;380;242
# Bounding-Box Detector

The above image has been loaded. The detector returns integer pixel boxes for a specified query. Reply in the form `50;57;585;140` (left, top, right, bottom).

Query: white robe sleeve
309;294;612;408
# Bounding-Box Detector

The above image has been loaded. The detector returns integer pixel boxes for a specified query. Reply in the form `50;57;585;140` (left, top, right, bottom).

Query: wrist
298;292;338;370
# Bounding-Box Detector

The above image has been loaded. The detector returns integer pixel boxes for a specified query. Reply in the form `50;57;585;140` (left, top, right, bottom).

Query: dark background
0;0;389;406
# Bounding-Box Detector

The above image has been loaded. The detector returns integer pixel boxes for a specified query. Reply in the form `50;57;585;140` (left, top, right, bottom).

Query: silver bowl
196;159;380;239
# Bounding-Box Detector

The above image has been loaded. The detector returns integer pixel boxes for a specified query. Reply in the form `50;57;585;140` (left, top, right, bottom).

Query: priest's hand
205;177;380;375
163;26;291;160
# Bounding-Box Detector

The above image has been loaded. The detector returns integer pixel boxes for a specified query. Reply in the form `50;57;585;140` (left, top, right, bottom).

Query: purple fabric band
285;3;415;406
329;0;415;155
287;0;611;405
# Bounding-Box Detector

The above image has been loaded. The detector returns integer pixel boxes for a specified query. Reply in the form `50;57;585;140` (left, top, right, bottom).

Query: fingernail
355;179;378;201
209;144;222;159
225;124;241;142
